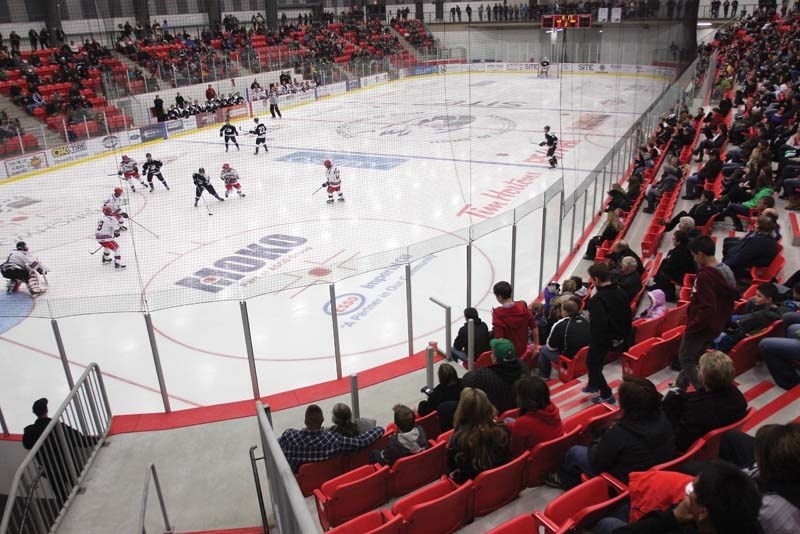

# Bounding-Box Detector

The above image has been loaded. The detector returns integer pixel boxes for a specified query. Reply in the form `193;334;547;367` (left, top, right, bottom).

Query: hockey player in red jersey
220;163;245;198
322;160;343;204
103;187;129;230
96;206;126;269
117;155;145;192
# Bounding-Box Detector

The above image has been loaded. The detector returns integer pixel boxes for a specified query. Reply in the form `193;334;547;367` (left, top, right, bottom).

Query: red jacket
492;301;536;357
507;403;563;457
685;264;738;336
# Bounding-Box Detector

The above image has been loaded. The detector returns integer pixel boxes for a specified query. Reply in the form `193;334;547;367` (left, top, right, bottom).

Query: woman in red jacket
506;376;564;457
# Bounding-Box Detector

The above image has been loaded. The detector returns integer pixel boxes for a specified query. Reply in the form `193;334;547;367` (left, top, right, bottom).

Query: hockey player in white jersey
322;160;343;203
249;117;268;154
539;56;550;78
220;163;245;198
96;206;126;269
103;187;129;230
117;155;145;192
1;241;48;295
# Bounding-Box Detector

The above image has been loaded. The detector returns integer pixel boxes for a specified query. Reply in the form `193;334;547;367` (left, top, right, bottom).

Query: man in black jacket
451;307;491;365
461;338;527;414
585;263;632;404
683;150;723;199
615;256;644;303
537;299;590;379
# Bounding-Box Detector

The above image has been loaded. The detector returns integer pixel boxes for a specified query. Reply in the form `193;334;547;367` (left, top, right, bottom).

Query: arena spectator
715;283;787;352
491;280;538;356
607;240;645;275
461;338;527;414
328;402;375;437
583;209;624;261
446;387;510;483
506;376;563;457
615;256;644;302
663;351;747;452
584;262;632;404
278;404;384;472
722;216;779;279
759;320;800;390
664;190;718;232
371;404;428;466
537;299;590;379
647;231;696;302
676;236;737;391
552;376;675;490
639;289;668;319
451;307;491;365
683;151;723;200
417;363;464;430
598;461;762;534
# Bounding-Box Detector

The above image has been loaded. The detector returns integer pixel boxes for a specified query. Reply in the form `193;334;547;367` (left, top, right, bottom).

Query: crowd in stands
272;7;799;532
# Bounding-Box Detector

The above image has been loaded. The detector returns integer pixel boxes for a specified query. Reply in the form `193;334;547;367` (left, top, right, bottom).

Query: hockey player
104;187;129;230
193;167;224;207
268;91;282;119
117;155;145;192
322;159;343;204
249;117;268;154
539;56;550;78
142;153;169;192
1;241;47;295
220;163;245;198
539;125;559;168
96;206;125;269
219;120;239;152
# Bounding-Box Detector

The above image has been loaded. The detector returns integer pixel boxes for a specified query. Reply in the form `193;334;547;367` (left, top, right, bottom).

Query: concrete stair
386;26;425;62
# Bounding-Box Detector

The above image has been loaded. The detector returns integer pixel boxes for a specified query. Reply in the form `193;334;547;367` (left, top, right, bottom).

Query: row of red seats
0;134;39;156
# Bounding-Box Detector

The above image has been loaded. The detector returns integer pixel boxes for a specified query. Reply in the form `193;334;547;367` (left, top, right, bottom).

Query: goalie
2;241;48;295
539;56;550;78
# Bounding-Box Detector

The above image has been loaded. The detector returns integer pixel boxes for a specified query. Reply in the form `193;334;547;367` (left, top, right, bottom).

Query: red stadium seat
388;439;446;497
532;474;629;533
390;477;474;534
622;337;666;378
435;428;454;444
558;346;589;383
632;316;664;345
658;303;688;334
295;455;344;497
471;451;530;516
487;513;538;533
387;411;441;441
344;430;393;470
524;425;581;487
314;464;390;529
474;350;493;369
694;407;756;461
728;321;783;375
563;404;620;446
328;509;403;534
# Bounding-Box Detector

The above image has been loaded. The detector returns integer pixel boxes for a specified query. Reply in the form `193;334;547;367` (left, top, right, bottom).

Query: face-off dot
309;267;331;277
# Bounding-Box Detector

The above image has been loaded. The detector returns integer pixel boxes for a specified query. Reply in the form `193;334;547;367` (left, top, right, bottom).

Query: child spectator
371;404;428;466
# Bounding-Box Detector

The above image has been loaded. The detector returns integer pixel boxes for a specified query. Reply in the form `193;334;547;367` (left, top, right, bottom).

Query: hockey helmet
146;152;152;159
198;167;205;173
102;206;113;215
121;155;129;161
223;163;230;170
114;187;123;195
544;125;551;131
16;241;27;251
254;117;259;123
324;159;332;168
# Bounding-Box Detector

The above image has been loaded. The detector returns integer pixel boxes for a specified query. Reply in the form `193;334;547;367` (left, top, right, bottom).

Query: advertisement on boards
4;151;49;178
48;142;90;165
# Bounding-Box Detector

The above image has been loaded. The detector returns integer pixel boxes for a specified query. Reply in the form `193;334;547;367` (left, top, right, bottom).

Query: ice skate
338;196;345;202
102;257;112;264
225;190;229;198
327;198;334;204
217;196;225;202
115;262;126;269
238;191;245;197
194;199;199;207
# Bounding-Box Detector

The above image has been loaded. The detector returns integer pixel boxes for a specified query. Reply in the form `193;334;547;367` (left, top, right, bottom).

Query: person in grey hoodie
371;404;428;466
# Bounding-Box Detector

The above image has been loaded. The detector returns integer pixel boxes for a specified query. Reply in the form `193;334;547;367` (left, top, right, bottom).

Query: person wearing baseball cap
462;337;528;413
490;338;516;361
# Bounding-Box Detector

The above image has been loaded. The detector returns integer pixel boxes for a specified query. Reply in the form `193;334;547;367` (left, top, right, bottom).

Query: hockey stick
90;246;103;255
127;217;160;238
312;184;325;196
201;195;214;216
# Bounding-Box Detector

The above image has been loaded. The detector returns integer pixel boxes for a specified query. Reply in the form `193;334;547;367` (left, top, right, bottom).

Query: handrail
255;401;319;533
429;297;453;360
0;405;8;437
138;464;174;534
0;363;112;534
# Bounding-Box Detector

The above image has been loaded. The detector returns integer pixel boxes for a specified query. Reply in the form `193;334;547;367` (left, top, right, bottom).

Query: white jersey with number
119;159;139;177
6;249;40;271
95;215;121;241
221;168;240;184
325;167;341;186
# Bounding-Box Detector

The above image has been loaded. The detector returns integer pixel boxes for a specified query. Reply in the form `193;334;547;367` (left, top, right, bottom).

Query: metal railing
255;401;318;534
0;364;111;534
138;464;174;534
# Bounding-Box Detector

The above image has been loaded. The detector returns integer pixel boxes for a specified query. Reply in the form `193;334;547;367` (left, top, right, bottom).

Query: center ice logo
175;234;307;293
337;112;515;143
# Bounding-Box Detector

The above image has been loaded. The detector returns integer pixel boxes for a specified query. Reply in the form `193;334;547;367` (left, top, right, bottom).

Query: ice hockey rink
0;69;671;430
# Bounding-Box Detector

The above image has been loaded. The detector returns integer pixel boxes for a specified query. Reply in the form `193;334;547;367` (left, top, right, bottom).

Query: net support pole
144;313;171;412
538;204;548;294
405;263;413;357
556;189;565;270
349;374;360;419
51;319;75;389
239;301;261;400
329;284;343;380
466;241;473;307
425;345;435;389
510;222;517;297
467;318;475;371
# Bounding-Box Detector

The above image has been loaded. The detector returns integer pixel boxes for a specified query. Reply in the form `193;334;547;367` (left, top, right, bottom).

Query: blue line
170;138;601;173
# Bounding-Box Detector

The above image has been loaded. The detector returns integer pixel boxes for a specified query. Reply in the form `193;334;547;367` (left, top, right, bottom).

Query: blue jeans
596;518;628;534
783;178;800;197
685;174;702;197
783;312;800;328
538;345;561;378
558;445;596;490
451;347;467;364
759;324;800;390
